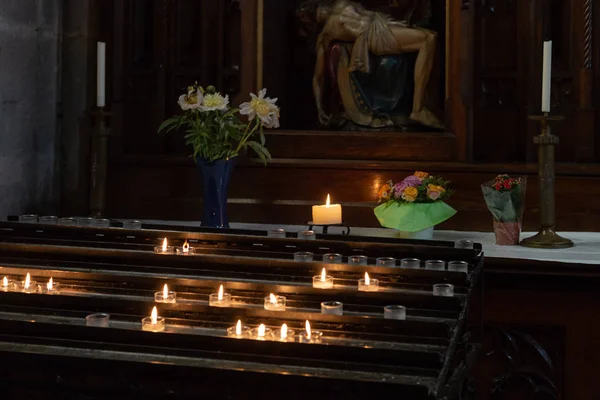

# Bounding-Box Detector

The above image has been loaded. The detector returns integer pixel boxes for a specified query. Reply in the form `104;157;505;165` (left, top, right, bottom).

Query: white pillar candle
97;42;106;108
541;41;552;113
312;194;342;225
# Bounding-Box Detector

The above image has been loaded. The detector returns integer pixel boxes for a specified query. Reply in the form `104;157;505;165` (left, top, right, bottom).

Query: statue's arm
312;33;330;125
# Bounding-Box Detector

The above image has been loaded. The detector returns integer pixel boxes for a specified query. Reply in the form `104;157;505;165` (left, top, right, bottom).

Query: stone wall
0;0;61;216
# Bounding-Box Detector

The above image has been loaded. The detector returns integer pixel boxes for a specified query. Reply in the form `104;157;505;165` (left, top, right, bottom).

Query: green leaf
158;117;181;134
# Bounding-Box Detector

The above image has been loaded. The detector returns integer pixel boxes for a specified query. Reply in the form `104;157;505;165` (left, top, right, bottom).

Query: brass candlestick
89;108;113;218
521;113;573;249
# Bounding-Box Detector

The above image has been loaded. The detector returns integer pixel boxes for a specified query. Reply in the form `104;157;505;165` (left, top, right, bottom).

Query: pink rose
427;189;441;201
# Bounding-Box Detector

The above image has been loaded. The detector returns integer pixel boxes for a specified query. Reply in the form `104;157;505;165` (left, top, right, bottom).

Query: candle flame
24;273;31;289
218;285;224;301
236;320;242;335
151;306;158;324
326;194;331;207
364;272;370;285
305;320;311;339
183;241;189;253
320;268;327;282
281;323;288;339
269;293;277;304
258;323;266;337
47;277;53;291
163;284;169;299
2;277;7;287
161;238;168;251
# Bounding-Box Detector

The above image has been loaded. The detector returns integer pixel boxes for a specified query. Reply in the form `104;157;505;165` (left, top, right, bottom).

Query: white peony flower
178;88;203;111
200;93;230;112
239;88;280;128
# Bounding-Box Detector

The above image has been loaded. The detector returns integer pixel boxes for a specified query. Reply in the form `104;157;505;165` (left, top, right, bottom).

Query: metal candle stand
521;113;574;249
307;221;351;235
89;109;113;218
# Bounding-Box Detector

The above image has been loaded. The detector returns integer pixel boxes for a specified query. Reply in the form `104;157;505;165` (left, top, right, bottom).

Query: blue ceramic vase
196;157;236;228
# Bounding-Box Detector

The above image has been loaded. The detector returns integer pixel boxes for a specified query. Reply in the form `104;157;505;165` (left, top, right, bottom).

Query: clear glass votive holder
21;280;38;294
297;230;316;240
312;273;334;289
141;316;166;332
321;301;343;315
455;239;474;249
123;220;142;230
77;217;94;227
294;251;314;262
92;218;111;228
154;246;175;255
384;305;407;320
264;295;286;311
86;313;110;327
433;283;454;297
209;293;232;307
58;217;77;226
267;228;286;238
358;277;379;292
322;253;343;264
155;290;177;304
400;258;421;269
376;257;396;267
43;280;61;295
425;260;446;271
273;327;296;342
1;278;16;292
348;255;368;266
19;214;38;223
227;324;251;339
250;325;273;341
300;330;323;344
175;246;196;256
448;261;469;273
39;216;58;225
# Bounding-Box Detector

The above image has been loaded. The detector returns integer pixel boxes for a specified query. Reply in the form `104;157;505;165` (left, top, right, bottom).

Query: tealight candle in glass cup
348;255;368;266
155;284;176;303
58;217;77;226
154;238;174;254
92;218;111;228
1;276;16;292
321;301;343;315
209;285;231;307
273;323;295;342
141;306;166;332
250;324;273;341
19;214;38;223
39;216;58;225
175;241;195;255
322;253;343;264
376;257;396;267
227;320;250;339
358;272;379;292
264;293;286;311
455;239;474;249
384;305;407;320
425;260;446;271
43;277;60;294
400;258;421;269
297;230;316;240
299;320;323;344
122;220;142;230
77;217;94;227
294;251;314;262
312;268;334;289
448;261;469;273
21;273;37;294
267;228;286;238
433;283;454;297
86;313;110;327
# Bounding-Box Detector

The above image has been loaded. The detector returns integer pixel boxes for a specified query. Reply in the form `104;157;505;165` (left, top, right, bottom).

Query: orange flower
402;186;418;202
414;171;429;180
378;184;391;200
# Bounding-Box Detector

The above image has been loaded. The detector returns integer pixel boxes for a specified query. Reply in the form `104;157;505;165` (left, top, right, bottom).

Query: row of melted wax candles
2;273;59;294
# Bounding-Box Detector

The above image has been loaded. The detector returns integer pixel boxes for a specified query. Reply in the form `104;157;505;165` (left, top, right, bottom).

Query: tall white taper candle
97;42;106;108
541;41;552;113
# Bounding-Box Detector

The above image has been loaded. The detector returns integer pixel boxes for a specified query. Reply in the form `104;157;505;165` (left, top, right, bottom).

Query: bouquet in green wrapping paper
374;171;457;233
481;175;527;245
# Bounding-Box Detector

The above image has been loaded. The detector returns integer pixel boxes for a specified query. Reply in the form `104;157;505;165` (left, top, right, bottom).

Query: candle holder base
307;222;350;235
520;227;574;249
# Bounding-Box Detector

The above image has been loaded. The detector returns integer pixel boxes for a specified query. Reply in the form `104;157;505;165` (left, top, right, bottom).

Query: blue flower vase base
196;157;237;229
396;226;435;240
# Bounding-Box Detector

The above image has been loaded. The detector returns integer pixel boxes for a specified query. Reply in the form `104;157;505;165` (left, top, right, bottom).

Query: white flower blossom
178;88;203;111
239;88;280;128
200;93;230;112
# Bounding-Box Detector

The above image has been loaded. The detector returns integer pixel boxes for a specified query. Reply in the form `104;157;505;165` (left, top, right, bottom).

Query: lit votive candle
227;320;250;338
141;306;166;332
348;255;368;266
448;261;469;273
209;285;231;307
43;277;60;294
321;301;343;315
433;283;454;297
425;260;446;271
400;258;421;269
358;272;379;292
312;194;342;225
2;276;15;292
294;251;314;262
250;323;273;341
264;293;286;311
376;257;396;267
312;268;334;289
154;238;174;254
384;305;407;320
273;323;295;342
300;320;322;344
21;273;37;294
155;284;176;303
175;241;195;255
322;253;343;264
